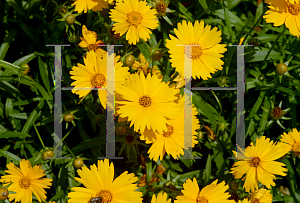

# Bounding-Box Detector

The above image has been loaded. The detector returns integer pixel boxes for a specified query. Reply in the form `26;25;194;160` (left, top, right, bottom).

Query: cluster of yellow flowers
1;129;299;203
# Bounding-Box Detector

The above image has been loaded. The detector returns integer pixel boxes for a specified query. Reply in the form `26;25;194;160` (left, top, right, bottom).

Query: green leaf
0;59;20;74
0;29;18;60
198;0;210;14
9;113;28;119
12;98;42;106
0;81;23;97
245;50;281;62
0;149;21;163
13;53;37;66
38;57;51;93
213;9;245;29
136;41;150;59
0;131;31;139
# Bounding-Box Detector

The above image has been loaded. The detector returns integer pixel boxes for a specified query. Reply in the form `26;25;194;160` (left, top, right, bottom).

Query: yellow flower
109;0;159;45
175;178;235;203
280;128;300;156
0;159;52;203
68;159;142;203
238;200;251;203
116;73;180;134
70;50;129;109
151;192;171;203
264;0;300;37
141;95;200;160
71;0;109;13
230;136;290;192
78;25;106;59
166;20;227;80
249;189;272;203
132;53;163;79
170;73;185;89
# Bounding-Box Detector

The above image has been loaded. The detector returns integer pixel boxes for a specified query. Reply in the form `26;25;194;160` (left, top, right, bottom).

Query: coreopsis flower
132;53;163;79
249;189;272;203
78;25;106;59
109;0;159;45
71;0;109;13
68;159;142;203
230;136;290;192
280;128;300;156
175;178;235;203
141;95;200;161
238;200;250;203
116;73;180;134
166;20;227;80
151;192;171;203
264;0;300;37
70;50;129;109
0;159;52;203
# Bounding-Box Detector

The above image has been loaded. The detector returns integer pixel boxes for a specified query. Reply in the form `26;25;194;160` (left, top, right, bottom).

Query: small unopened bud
230;180;239;191
116;126;127;136
43;150;54;160
125;55;135;66
0;187;9;201
276;63;288;75
58;6;67;14
64;113;74;122
65;14;75;25
21;64;30;75
73;158;84;168
152;50;163;61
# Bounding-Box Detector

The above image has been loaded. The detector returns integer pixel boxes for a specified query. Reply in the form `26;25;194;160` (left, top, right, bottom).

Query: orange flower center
163;124;173;137
288;4;300;15
19;176;31;189
191;44;202;59
196;196;209;203
91;73;106;87
292;142;300;155
156;3;166;13
88;44;97;51
127;11;143;26
248;157;260;167
139;96;151;107
91;190;113;203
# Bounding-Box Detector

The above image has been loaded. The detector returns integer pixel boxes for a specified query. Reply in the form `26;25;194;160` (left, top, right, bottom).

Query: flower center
19;176;31;189
270;107;282;119
88;44;97;51
127;11;143;26
92;190;112;203
196;196;208;203
288;4;300;15
292;142;300;153
191;44;202;59
91;73;106;87
156;3;166;13
249;157;260;167
139;96;151;107
163;124;173;137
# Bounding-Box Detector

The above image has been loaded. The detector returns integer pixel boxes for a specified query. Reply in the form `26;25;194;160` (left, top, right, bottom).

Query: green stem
54;125;75;151
263;26;287;62
33;124;45;149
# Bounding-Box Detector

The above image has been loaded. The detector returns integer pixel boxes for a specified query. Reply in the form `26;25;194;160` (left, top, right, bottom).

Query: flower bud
43;150;54;160
73;158;84;168
58;6;67;14
0;187;9;201
69;35;79;43
152;50;163;61
258;75;265;82
230;180;239;191
276;63;288;75
21;64;30;75
65;14;75;25
116;126;127;136
125;55;135;66
64;113;74;122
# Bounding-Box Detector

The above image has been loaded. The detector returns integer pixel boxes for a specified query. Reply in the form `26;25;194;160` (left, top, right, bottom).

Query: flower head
166;20;226;80
230;136;290;192
70;51;129;109
110;0;159;45
71;0;109;13
79;25;106;59
264;0;300;37
116;73;180;134
0;159;52;203
249;189;272;203
68;159;142;203
142;95;200;161
280;128;300;156
151;192;171;203
175;178;235;203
